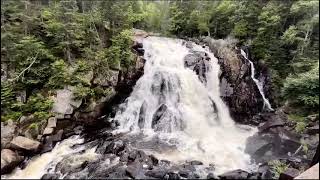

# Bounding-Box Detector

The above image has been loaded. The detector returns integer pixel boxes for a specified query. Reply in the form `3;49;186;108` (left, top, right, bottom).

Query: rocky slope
0;29;147;175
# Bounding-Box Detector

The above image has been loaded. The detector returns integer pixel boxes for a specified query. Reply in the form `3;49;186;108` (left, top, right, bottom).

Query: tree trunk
76;0;83;13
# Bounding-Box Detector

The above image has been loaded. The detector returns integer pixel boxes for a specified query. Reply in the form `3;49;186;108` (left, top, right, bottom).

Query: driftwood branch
9;53;38;82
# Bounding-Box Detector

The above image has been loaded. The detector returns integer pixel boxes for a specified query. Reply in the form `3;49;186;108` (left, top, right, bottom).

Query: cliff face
201;37;273;124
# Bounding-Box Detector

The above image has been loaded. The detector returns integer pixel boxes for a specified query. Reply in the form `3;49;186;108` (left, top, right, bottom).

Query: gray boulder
47;117;57;128
51;86;82;118
279;168;300;180
1;149;24;174
218;169;249;179
1;121;17;149
10;136;40;152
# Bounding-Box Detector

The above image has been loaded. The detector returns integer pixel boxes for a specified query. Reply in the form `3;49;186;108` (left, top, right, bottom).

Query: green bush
269;160;289;179
1;112;22;122
1;82;16;114
46;59;71;89
295;121;307;133
73;84;94;100
109;29;134;69
19;94;54;114
282;64;319;114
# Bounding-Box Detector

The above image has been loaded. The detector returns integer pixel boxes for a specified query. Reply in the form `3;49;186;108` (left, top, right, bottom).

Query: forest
2;0;318;125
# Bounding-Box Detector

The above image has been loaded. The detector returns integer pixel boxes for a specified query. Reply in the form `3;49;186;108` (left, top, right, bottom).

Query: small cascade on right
240;49;274;112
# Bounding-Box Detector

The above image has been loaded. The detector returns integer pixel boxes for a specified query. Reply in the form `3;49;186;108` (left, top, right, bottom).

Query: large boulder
132;28;149;43
245;126;302;164
218;169;250;179
74;89;116;126
1;149;24;174
1;121;17;149
51;86;82;119
258;113;285;132
9;136;40;152
47;117;57;128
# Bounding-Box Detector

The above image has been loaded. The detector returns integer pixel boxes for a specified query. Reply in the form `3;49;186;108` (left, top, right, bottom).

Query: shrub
269;160;289;179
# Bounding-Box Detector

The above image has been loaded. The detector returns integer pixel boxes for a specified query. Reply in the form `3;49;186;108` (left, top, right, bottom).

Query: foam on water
113;36;258;174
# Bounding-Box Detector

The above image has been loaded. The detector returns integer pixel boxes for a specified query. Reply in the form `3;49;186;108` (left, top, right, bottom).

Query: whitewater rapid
2;136;99;179
113;36;257;174
3;37;258;179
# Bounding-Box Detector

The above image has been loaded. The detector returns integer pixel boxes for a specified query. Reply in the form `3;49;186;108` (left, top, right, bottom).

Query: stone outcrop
51;86;82;119
1;121;17;149
1;149;24;174
183;49;211;84
201;37;273;124
9;136;40;152
279;167;300;180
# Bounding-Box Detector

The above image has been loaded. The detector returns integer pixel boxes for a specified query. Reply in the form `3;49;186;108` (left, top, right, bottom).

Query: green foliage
13;36;55;88
92;87;113;101
295;121;307;133
33;111;52;122
46;59;70;89
288;114;305;122
109;29;134;69
1;82;16;113
1;112;22;122
70;59;92;86
16;94;54;114
269;160;289;179
282;64;319;113
1;0;144;121
28;123;39;131
73;84;93;100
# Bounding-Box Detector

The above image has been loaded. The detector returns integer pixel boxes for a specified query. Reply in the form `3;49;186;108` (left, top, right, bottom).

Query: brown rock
10;136;40;152
1;149;24;174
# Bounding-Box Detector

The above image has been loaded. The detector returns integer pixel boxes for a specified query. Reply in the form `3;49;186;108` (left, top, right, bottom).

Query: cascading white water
240;49;274;111
113;36;257;174
3;37;260;179
2;136;99;179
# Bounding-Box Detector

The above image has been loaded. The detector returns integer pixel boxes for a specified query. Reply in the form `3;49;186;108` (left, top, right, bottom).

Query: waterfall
3;37;258;179
240;49;274;111
113;37;257;174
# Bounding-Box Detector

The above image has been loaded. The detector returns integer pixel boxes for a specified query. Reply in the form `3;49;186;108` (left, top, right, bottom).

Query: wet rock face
201;37;272;124
183;49;210;84
47;131;214;180
41;173;60;180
